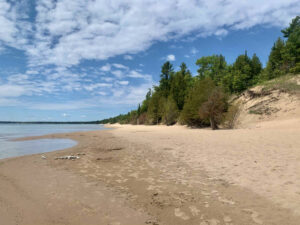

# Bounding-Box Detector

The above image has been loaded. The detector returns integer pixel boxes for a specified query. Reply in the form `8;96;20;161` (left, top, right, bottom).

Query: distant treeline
99;17;300;129
0;121;101;124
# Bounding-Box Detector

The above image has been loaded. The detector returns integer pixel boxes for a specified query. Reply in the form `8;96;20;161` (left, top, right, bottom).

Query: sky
0;0;299;121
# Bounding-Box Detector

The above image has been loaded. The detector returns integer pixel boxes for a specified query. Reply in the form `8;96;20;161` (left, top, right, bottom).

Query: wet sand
0;121;300;225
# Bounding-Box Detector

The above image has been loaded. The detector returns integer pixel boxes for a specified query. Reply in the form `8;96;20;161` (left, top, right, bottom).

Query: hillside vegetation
99;17;300;129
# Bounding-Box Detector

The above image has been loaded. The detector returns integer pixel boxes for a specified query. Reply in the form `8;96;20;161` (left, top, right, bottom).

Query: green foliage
162;96;179;125
196;54;227;85
283;25;300;73
99;17;299;129
180;78;215;126
140;89;152;113
159;61;174;97
260;74;300;94
231;52;262;92
282;16;300;38
169;63;193;110
263;16;300;78
198;87;227;129
147;91;164;124
264;38;286;80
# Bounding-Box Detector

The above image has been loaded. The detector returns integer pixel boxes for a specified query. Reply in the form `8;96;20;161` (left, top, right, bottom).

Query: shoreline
1;122;300;224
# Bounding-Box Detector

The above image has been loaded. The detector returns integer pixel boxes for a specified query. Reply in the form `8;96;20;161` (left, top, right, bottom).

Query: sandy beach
1;120;300;225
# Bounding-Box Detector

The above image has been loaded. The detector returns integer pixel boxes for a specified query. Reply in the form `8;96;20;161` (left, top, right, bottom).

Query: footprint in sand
199;218;220;225
189;205;200;216
174;208;190;220
201;191;211;197
223;215;232;223
204;202;209;208
217;196;235;205
242;209;263;224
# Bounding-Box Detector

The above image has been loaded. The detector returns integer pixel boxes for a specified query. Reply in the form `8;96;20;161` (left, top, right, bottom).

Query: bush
138;112;147;124
162;97;178;125
180;77;216;127
222;102;240;129
198;87;227;129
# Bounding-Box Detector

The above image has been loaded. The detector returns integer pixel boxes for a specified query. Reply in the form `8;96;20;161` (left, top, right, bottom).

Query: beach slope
0;120;300;224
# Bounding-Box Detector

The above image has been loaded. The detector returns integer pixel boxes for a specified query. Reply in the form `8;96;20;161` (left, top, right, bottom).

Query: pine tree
282;16;300;73
169;62;192;110
265;38;286;79
231;52;253;92
159;61;174;97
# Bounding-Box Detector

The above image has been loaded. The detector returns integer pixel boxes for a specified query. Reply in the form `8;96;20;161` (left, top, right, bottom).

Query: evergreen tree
265;38;286;79
231;52;262;92
282;16;300;38
169;62;193;110
141;89;152;113
159;61;174;97
147;91;164;124
282;16;300;73
231;52;252;92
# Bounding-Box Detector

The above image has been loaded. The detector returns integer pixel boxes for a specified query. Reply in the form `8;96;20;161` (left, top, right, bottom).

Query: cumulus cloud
100;64;111;72
166;54;176;61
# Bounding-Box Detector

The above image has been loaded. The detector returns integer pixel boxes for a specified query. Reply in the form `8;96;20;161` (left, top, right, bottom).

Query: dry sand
0;119;300;225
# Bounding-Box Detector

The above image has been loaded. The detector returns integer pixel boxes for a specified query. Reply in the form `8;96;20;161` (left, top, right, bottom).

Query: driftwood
55;155;80;160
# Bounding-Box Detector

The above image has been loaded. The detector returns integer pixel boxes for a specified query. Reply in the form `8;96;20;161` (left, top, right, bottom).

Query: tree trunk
210;117;218;130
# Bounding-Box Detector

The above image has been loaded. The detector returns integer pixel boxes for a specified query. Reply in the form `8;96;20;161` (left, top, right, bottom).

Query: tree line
99;16;300;129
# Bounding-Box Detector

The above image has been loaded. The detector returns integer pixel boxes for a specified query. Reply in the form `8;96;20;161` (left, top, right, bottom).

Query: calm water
0;124;105;159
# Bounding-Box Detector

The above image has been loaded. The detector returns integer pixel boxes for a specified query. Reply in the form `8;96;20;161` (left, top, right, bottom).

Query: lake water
0;124;105;160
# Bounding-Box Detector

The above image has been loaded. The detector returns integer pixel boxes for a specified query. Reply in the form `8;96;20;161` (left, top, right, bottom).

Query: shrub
162;97;179;125
198;87;227;130
222;102;240;129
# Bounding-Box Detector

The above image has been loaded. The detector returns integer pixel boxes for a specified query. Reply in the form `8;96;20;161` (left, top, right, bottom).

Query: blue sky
0;0;299;121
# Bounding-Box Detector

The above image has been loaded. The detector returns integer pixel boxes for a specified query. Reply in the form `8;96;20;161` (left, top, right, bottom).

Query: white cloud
190;48;199;55
112;63;129;70
127;70;152;81
127;70;144;78
84;83;112;91
100;64;111;72
0;84;29;97
98;91;107;96
124;55;133;60
118;80;129;85
111;70;124;78
166;54;176;61
0;0;299;67
30;101;96;110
